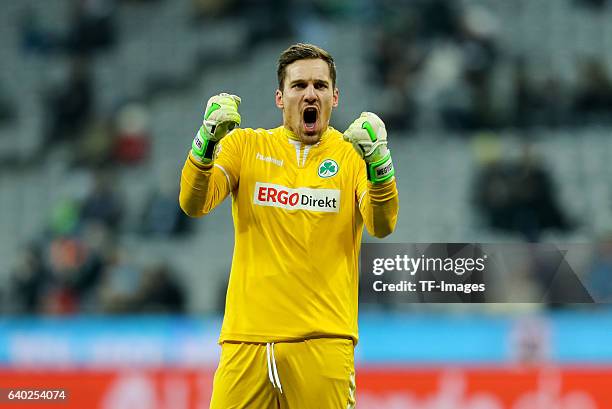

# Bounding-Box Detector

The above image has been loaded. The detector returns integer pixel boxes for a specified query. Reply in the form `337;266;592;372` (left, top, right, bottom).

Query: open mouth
303;107;318;132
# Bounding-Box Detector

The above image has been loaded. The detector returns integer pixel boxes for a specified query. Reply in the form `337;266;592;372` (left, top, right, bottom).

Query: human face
275;59;339;145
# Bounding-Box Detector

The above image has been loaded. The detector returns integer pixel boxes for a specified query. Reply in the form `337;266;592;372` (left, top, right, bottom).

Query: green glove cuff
367;151;395;183
191;126;218;163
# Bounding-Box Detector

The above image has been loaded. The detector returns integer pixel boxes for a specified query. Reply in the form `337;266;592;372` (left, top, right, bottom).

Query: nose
304;84;317;103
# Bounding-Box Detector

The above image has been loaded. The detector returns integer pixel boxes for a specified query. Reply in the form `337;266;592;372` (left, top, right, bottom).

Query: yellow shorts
209;337;356;409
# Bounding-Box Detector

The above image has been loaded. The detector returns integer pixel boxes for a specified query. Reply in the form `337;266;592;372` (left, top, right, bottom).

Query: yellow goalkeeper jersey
180;126;398;344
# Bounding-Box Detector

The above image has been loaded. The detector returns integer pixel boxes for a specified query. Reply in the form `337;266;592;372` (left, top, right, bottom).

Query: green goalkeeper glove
191;93;241;164
343;112;395;183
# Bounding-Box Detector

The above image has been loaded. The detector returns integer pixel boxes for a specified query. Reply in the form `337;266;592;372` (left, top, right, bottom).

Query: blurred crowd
5;0;612;142
2;0;198;315
2;0;612;314
472;141;573;242
6;168;190;315
370;0;612;132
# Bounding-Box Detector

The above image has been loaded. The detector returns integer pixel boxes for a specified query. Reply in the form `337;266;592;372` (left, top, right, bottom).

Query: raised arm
356;176;398;238
179;93;242;217
344;112;399;237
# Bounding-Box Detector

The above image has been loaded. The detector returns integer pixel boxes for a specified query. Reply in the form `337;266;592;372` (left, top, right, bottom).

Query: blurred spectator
417;0;462;40
473;154;516;232
473;142;572;241
19;7;58;55
369;2;421;87
141;181;192;237
509;145;572;241
512;58;568;129
9;244;49;314
513;58;538;128
72;118;115;168
80;171;124;232
111;102;151;165
191;0;237;22
240;0;293;48
0;82;17;125
66;0;117;56
309;0;353;18
19;0;116;57
40;226;110;314
134;263;186;313
440;5;499;130
97;247;141;313
441;66;496;130
41;237;87;315
378;63;417;132
43;57;94;147
46;170;92;236
575;0;610;9
70;223;112;309
573;58;612;122
48;197;82;237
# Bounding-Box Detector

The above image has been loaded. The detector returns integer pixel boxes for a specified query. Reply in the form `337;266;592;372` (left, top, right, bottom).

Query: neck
283;126;327;145
283;126;300;141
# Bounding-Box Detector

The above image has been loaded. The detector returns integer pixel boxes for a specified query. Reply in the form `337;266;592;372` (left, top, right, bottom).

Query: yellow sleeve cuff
367;178;398;203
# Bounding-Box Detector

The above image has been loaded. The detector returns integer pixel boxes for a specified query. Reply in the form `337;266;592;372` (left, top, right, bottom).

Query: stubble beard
299;131;322;145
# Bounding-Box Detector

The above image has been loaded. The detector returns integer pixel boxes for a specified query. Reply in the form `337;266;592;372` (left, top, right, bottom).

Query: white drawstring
270;343;283;394
266;342;283;394
266;343;276;388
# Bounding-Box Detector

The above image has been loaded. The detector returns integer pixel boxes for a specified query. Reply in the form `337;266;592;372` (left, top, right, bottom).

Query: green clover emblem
318;159;339;178
322;162;335;173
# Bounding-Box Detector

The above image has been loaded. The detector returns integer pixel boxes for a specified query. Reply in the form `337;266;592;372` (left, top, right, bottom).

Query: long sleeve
179;129;244;217
357;172;399;238
179;154;232;216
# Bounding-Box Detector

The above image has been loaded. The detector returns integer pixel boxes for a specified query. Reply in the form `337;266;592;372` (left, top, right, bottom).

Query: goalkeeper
180;43;398;408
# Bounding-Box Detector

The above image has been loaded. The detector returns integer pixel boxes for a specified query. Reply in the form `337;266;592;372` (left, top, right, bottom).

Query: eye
315;83;328;89
293;83;306;89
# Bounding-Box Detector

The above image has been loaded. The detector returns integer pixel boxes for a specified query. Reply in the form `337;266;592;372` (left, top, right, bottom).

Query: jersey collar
281;126;333;147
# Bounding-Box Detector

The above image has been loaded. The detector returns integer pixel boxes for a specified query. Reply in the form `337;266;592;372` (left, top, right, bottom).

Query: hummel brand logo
256;152;283;167
253;182;340;213
318;159;339;178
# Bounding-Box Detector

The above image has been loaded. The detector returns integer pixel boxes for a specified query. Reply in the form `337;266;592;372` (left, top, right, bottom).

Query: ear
332;87;339;108
275;89;284;109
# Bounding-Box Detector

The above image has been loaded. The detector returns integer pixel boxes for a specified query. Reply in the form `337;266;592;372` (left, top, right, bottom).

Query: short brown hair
277;43;337;90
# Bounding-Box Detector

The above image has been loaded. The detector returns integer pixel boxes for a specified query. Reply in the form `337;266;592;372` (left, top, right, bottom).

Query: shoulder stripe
358;191;367;206
214;164;232;190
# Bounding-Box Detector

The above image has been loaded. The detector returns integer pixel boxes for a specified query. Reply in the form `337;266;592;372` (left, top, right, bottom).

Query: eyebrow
289;79;330;86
